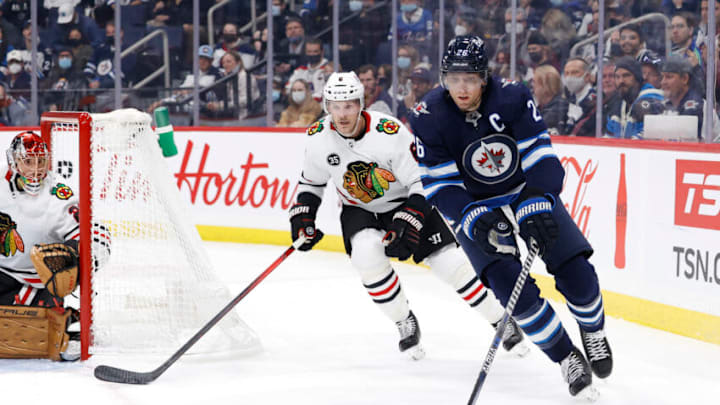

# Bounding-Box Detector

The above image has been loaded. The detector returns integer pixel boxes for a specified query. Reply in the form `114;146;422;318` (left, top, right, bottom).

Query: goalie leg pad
0;305;71;361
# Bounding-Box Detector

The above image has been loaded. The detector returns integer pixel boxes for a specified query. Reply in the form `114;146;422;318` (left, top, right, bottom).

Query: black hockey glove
514;189;559;255
289;193;324;251
461;204;518;257
383;194;428;261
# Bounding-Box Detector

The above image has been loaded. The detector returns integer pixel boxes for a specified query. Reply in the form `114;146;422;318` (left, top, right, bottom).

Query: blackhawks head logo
0;212;24;257
376;118;400;135
52;183;74;200
307;120;324;136
342;161;396;203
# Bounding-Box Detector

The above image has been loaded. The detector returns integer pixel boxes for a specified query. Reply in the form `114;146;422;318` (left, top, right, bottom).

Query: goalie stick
94;232;321;384
467;238;540;405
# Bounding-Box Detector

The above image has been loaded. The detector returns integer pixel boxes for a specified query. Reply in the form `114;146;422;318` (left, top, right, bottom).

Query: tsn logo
675;160;720;230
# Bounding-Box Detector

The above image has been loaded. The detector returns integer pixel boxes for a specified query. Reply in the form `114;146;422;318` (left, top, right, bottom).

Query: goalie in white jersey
289;72;527;359
0;132;108;361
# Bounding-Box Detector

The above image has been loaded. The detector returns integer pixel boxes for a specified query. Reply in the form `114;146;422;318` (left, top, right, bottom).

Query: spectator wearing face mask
563;57;597;137
525;31;559;84
387;43;420;102
393;0;433;43
275;17;307;76
286;38;334;102
42;47;86;111
277;78;322;127
65;28;93;75
212;22;257;72
83;22;137;90
494;8;530;69
1;49;30;101
51;3;104;49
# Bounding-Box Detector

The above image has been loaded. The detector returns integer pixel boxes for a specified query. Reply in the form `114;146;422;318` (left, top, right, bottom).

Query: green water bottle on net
154;106;178;157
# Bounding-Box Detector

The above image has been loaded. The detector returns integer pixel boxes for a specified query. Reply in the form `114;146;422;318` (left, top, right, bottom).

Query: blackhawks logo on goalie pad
0;211;24;257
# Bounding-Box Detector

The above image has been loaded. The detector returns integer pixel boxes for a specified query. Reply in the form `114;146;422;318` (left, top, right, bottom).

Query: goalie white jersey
0;164;80;288
297;110;424;213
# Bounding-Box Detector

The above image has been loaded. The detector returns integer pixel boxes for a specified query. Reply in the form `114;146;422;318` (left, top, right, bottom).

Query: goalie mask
6;131;50;196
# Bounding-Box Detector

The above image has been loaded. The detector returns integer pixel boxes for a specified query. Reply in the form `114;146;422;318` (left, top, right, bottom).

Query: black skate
580;327;613;378
396;311;425;360
560;347;599;400
493;317;529;356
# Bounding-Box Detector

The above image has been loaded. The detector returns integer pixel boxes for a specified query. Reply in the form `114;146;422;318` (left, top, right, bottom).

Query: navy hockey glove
383;195;428;261
514;189;559;254
289;193;324;251
461;205;518;257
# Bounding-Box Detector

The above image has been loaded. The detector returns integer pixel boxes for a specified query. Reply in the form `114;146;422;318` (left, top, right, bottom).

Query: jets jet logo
462;134;519;184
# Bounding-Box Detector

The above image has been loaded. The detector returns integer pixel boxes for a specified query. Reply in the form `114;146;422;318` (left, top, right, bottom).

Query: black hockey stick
94;232;322;384
467;238;540;405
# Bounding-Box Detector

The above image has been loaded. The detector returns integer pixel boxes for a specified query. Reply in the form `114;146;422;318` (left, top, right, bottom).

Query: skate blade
577;385;600;402
507;341;530;358
406;345;426;361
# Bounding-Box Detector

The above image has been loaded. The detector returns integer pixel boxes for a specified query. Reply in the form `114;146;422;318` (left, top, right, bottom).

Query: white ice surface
2;242;719;404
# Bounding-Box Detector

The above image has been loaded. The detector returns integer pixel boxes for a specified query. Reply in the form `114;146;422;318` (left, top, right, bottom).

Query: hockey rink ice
2;241;719;404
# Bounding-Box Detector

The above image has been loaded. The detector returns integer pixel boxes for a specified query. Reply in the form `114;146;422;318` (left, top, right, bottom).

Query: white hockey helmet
6;131;50;196
322;71;365;113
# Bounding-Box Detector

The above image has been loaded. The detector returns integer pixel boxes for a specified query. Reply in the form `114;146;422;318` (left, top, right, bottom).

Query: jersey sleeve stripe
517;130;550;152
423;180;467;200
521;144;557;172
419;160;461;177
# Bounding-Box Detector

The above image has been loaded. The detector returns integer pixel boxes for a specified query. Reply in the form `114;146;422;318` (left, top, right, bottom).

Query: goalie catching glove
383;194;428;261
31;242;79;298
289;192;325;251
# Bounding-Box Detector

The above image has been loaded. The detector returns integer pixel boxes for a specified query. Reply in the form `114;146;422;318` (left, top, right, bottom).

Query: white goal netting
44;109;261;356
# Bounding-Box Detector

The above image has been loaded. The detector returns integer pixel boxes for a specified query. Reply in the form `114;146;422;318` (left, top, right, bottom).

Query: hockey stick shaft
94;234;317;384
467;238;540;405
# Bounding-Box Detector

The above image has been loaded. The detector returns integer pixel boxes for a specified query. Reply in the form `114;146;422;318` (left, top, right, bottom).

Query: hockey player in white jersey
0;132;107;361
289;72;527;359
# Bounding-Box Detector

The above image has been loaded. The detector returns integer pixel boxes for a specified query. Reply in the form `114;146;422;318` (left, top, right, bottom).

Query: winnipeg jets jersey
409;77;565;226
297;110;424;213
0;165;80;288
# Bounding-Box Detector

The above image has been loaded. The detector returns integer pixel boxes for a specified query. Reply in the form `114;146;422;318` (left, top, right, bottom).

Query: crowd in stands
0;0;717;139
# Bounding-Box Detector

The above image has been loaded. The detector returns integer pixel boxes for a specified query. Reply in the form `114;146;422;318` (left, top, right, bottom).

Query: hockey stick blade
467;238;540;405
94;365;160;385
93;234;316;384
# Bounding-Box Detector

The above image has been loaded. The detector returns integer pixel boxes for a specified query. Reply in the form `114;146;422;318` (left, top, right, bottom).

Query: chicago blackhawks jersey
0;165;79;288
297;110;424;213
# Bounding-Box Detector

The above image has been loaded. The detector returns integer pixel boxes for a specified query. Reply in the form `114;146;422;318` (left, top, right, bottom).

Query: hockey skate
493;317;529;357
396;311;425;360
560;347;599;401
579;327;613;378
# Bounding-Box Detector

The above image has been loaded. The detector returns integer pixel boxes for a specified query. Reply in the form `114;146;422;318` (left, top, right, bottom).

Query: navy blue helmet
441;35;489;79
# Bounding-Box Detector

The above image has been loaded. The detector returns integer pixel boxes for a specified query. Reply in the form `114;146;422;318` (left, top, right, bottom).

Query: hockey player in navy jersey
409;36;613;399
289;71;528;361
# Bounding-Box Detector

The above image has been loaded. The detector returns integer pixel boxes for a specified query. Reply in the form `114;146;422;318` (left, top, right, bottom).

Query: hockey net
40;109;261;360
